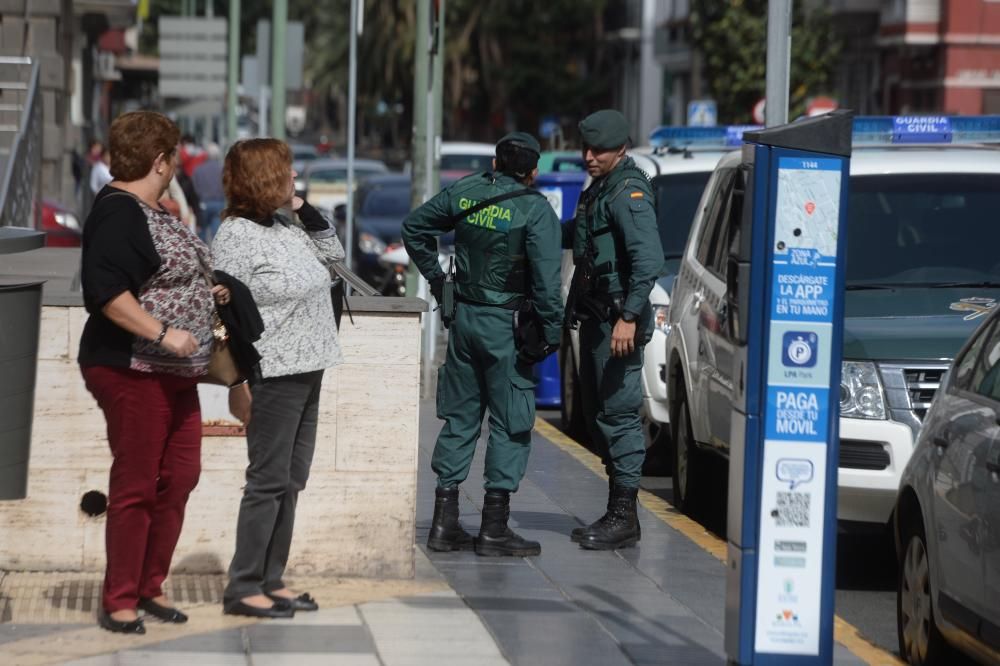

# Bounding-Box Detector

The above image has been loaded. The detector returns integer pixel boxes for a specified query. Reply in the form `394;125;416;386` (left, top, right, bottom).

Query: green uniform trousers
578;318;646;488
433;302;536;492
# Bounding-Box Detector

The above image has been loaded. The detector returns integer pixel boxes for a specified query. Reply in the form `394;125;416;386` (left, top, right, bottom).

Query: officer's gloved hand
296;200;332;232
518;341;558;366
429;276;444;305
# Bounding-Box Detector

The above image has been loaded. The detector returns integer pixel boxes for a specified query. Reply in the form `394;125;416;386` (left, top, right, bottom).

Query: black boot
427;486;475;552
571;475;615;543
579;486;641;551
571;479;642;543
475;490;541;557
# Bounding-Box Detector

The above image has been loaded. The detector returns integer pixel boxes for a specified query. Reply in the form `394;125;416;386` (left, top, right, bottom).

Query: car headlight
358;232;387;256
652;304;671;335
53;211;81;231
840;361;886;419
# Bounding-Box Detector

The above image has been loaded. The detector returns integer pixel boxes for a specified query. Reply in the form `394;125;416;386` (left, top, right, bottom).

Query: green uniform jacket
565;157;663;319
401;172;564;345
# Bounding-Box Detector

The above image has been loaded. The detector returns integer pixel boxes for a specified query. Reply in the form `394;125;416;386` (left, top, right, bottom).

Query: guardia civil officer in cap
402;132;563;557
564;109;663;550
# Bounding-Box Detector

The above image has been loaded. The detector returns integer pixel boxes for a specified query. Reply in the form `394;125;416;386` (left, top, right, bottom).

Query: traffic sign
688;99;718;127
159;17;227;99
806;96;838;117
753;98;767;125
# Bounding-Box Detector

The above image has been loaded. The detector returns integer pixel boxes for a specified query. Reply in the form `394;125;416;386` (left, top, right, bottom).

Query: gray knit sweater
212;212;345;378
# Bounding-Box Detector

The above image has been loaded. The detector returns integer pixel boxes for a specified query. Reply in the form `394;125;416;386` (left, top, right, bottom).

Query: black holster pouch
513;300;548;364
565;255;624;327
440;259;457;329
565;256;598;328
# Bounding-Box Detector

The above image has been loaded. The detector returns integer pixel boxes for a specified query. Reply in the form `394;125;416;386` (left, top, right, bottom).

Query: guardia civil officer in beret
564;110;663;550
402;132;563;557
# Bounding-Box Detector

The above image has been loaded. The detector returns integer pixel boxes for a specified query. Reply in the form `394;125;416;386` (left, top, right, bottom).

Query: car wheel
897;515;952;665
560;337;587;441
671;386;701;514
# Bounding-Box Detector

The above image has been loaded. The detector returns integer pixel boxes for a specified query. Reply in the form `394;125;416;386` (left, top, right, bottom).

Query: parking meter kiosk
724;111;852;664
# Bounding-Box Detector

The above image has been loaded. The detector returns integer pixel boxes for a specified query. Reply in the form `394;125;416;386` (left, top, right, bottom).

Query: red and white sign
806;96;838;117
753;98;767;125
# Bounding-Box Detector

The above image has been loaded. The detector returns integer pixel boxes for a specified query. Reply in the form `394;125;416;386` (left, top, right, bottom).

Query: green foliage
689;0;841;123
447;0;611;137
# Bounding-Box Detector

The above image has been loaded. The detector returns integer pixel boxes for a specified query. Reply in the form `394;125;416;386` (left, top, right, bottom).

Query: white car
665;116;1000;528
440;142;496;174
559;129;746;456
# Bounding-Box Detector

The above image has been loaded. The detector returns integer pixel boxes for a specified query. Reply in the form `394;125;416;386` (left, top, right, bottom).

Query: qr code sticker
775;491;810;527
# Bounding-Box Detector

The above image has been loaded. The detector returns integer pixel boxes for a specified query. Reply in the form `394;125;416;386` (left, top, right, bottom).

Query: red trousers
81;366;202;612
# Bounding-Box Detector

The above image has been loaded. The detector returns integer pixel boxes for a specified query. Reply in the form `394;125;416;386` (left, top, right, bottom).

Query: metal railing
0;57;41;229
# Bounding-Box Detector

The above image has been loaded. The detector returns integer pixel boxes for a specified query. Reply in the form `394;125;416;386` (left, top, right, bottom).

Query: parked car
40;200;81;247
440;142;495;175
895;303;1000;665
560;127;751;454
665;115;1000;529
353;173;458;290
296;157;390;217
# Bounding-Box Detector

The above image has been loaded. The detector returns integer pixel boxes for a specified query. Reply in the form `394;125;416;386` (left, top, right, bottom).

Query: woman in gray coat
212;138;344;618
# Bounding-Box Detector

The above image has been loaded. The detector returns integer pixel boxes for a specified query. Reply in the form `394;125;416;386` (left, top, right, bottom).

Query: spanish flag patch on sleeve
630;191;644;199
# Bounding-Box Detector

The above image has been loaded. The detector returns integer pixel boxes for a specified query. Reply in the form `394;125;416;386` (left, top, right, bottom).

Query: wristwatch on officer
620;311;637;323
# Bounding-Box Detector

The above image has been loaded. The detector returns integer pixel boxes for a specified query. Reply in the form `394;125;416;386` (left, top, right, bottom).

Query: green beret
579;109;630;149
497;131;541;156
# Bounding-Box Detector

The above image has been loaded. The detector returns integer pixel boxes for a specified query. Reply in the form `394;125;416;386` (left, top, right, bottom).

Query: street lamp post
765;0;792;127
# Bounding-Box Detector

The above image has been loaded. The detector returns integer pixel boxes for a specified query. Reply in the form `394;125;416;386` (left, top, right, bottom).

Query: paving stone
117;652;247;666
140;628;245;653
246;624;375;654
253;655;380;666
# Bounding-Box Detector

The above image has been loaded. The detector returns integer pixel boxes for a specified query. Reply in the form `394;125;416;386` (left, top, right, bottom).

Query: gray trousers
224;370;323;603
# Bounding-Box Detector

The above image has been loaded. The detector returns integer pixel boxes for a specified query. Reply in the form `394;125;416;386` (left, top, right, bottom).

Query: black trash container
0;227;45;500
0;281;43;499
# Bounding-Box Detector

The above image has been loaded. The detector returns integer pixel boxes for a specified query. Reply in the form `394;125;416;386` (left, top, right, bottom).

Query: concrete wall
0;300;425;579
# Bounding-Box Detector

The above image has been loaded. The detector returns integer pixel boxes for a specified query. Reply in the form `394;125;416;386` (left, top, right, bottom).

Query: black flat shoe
266;592;319;612
223;600;295;619
139;598;188;623
98;611;146;634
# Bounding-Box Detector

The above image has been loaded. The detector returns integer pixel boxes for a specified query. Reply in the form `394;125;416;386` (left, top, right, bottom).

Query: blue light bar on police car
852;115;1000;145
649;125;763;149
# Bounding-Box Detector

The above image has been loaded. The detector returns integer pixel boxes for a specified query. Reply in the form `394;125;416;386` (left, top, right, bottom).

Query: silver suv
666;120;1000;527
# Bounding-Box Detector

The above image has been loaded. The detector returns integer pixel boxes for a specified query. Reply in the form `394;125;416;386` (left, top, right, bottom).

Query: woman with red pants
78;111;230;634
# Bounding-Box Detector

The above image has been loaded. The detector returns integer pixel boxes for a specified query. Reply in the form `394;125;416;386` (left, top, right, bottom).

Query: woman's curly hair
222;139;293;222
108;111;179;182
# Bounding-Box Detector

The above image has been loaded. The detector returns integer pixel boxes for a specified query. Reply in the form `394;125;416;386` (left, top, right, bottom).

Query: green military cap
579;109;631;149
497;131;541;156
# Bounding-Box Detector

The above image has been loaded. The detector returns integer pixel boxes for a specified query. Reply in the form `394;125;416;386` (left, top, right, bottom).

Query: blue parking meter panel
725;112;852;665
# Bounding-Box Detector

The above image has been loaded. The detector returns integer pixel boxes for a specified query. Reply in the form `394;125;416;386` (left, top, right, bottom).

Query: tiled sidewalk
61;591;507;666
0;552;508;666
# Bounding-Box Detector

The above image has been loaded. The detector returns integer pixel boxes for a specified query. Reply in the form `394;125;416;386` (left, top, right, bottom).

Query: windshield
846;174;1000;287
653;171;712;258
440;153;493;172
360;183;411;218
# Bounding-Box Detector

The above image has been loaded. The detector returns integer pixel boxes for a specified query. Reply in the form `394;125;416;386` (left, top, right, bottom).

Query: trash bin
0;227;45;500
533;172;587;408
